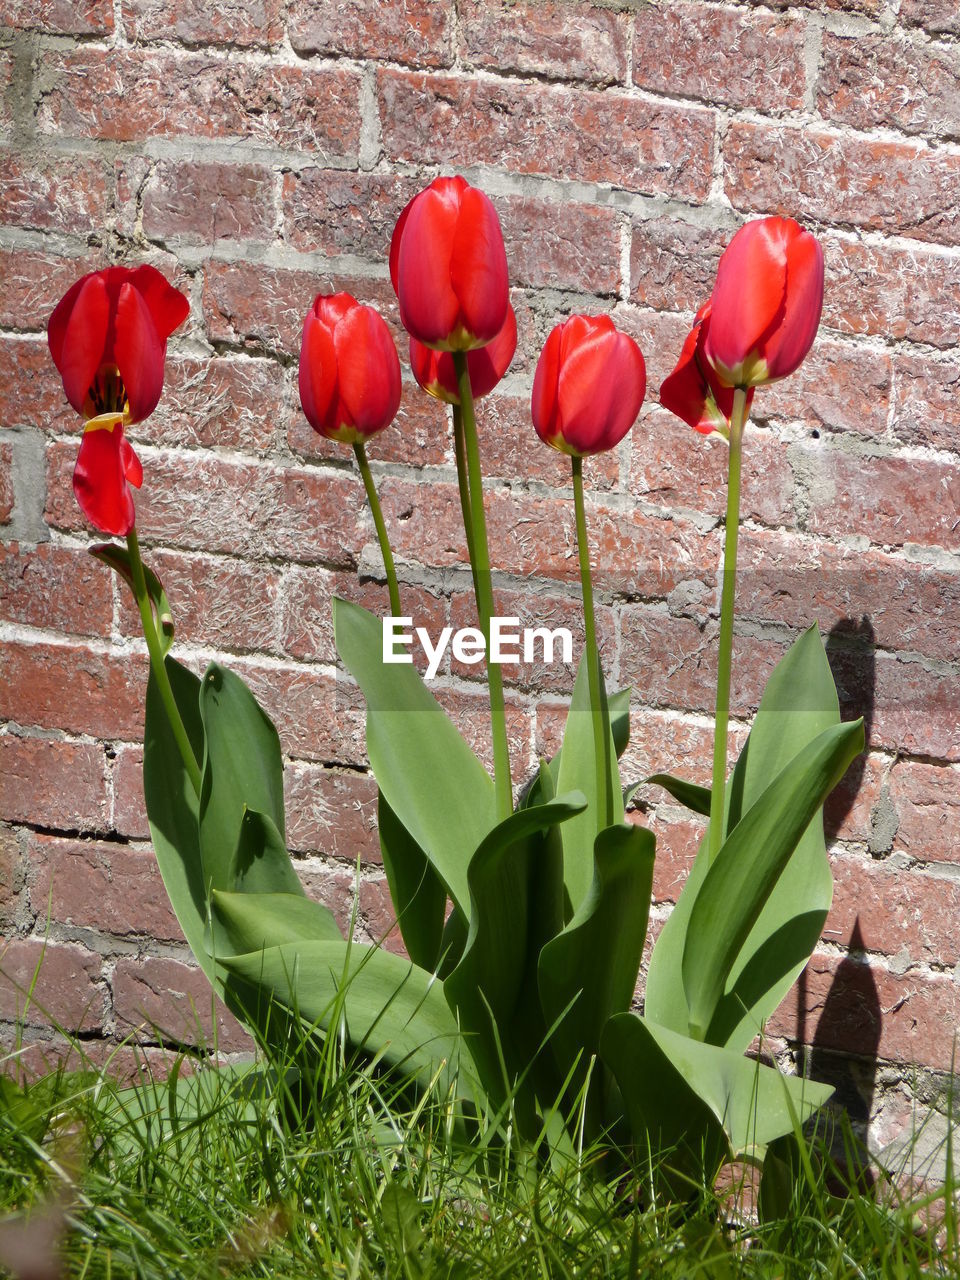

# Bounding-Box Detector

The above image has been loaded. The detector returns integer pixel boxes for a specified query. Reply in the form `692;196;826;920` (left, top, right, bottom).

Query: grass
0;1017;957;1280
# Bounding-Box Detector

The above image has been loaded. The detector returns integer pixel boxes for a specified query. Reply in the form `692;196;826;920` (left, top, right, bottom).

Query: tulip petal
450;186;509;347
705;219;789;385
120;433;144;488
557;320;645;455
531;325;564;445
128;264;190;341
298;310;339;435
766;230;824;380
396;187;461;347
335;305;402;435
52;275;110;415
73;420;137;536
114;283;166;423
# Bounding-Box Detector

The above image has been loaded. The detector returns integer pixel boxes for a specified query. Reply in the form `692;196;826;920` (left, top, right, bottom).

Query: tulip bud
389;176;509;352
298;292;402;443
703;216;824;389
531;315;646;457
660;302;754;440
409;305;517;405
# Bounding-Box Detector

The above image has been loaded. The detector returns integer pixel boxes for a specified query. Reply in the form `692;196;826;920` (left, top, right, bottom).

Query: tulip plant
47;189;863;1202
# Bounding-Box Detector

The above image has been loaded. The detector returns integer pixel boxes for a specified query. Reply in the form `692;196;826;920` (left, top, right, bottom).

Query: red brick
112;954;251;1050
0;639;146;741
0;152;111;235
117;548;281;654
740;0;879;12
474;393;619;491
284;763;379;862
615;707;737;796
630;216;727;313
232;658;367;766
0;0;113;34
633;5;806;113
282;169;415;261
888;760;960;867
823;750;887;847
0;826;22;927
377;69;716;199
631;408;795;528
287;382;449;470
122;0;284;46
0;542;113;639
298;863;403;952
496;194;621;294
891;355;960;453
801;445;960;553
38;50;363;154
827;854;960;969
46;440;365;568
460;0;627;84
823;237;960;350
28;833;182;942
0;334;75;433
111;745;148;840
0;939;105;1033
614;306;692;397
757;339;891;440
289;0;453;67
0;734;110;832
0;443;12;524
430;685;532;778
819;32;960;140
0;249;118;331
648;814;702;906
900;0;960;35
724;122;960;247
124;159;276;245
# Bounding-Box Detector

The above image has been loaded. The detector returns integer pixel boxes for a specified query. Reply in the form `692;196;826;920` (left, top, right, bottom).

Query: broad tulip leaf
333;597;495;920
143;657;213;980
378;790;447;973
538;821;655;1093
444;794;587;1109
556;658;624;914
682;717;864;1040
221;941;467;1096
198;664;286;897
228;808;304;898
210;890;341;956
546;686;631;793
601;1014;834;1173
645;626;854;1049
644;774;711;817
91;542;175;656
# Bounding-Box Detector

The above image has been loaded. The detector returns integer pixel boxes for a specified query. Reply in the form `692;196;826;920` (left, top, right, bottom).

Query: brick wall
1;0;958;1153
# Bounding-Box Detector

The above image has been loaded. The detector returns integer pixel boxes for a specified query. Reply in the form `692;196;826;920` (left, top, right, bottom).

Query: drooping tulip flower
531;314;646;456
389;176;509;352
703;216;824;389
660;302;754;439
298;292;402;443
409;305;517;405
47;265;189;536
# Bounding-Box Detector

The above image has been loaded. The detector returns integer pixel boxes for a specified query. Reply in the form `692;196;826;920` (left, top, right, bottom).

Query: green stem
708;387;748;864
572;456;613;830
452;405;481;603
453;351;513;821
126;527;202;797
353;441;402;618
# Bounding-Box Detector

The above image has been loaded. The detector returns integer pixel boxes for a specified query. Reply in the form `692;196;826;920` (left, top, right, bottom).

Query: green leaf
210;890;341;955
198;664;286;897
91;542;175;656
334;597;496;920
601;1014;833;1173
556;658;624;915
443;794;586;1109
644;774;711;817
228;808;304;897
221;941;468;1096
682;717;864;1040
538;822;654;1094
143;657;213;981
378;791;447;973
609;687;631;760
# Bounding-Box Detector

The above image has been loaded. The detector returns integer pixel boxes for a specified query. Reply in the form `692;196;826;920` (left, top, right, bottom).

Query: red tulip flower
531;315;646;456
660;302;754;439
298;292;402;443
389;176;509;352
703;216;824;389
47;265;189;537
409;305;517;405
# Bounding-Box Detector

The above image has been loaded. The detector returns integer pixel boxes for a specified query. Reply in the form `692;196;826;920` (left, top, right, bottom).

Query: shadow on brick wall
823;616;876;845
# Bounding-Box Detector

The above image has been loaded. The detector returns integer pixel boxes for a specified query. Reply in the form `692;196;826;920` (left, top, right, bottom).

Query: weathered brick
117;548;281;654
756;338;892;440
0;152;111;235
0;334;75;433
647;813;702;906
298;863;402;951
0;0;113;34
0;825;21;927
900;0;960;35
284;763;379;862
122;0;285;46
0;639;146;741
125;159;277;245
613;306;692;397
474;393;619;491
633;4;806;113
630;216;727;313
232;658;367;766
0;442;12;523
112;954;251;1050
887;759;960;867
460;0;627;84
28;833;182;942
0;939;104;1033
111;744;148;840
282;169;415;261
0;542;113;639
38;50;363;154
378;69;716;199
430;685;532;778
289;0;453;67
0;249;117;331
287;381;449;470
0;734;110;832
132;354;284;453
740;0;879;12
724;122;960;248
496;194;621;294
818;32;960;142
891;355;960;453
